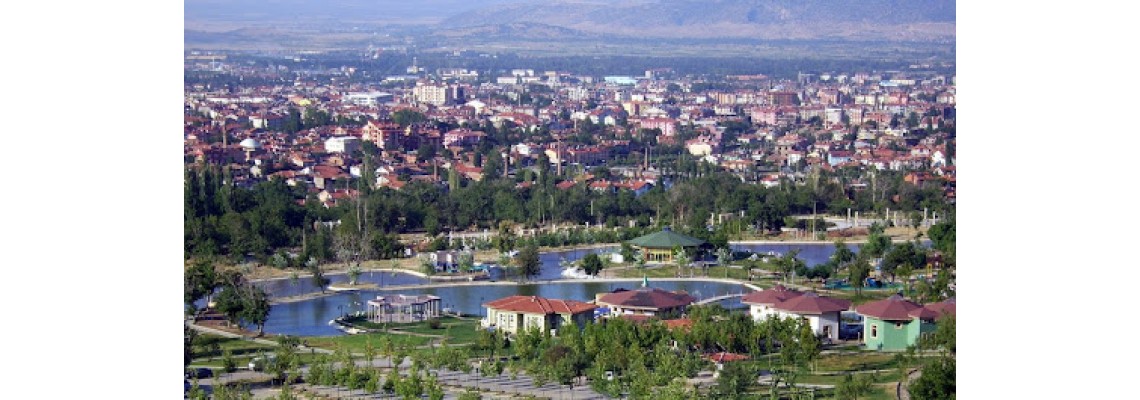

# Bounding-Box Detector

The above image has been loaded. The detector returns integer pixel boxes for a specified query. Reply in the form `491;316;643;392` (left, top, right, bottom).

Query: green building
854;295;947;351
626;227;709;263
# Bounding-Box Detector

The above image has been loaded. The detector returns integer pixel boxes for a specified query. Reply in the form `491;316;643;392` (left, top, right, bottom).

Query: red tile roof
482;295;596;315
661;318;693;331
924;297;956;318
773;292;852;314
855;294;925;321
598;288;696;310
740;284;802;305
705;352;750;363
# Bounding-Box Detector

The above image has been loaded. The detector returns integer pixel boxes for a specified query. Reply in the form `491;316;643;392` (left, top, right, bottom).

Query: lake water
253;241;920;336
730;242;862;267
261;279;752;336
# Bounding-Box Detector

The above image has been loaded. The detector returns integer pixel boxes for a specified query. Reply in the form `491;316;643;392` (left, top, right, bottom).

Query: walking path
897;368;922;400
695;293;745;305
188;322;334;355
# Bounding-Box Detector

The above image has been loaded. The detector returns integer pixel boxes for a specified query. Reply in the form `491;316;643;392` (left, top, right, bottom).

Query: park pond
263;279;755;336
253;242;878;336
253;241;869;299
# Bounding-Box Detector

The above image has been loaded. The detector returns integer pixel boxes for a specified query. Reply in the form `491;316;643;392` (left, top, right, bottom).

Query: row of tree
186;158;951;265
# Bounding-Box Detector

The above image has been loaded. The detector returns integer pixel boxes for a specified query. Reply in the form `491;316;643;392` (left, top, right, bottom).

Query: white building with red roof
741;285;852;341
481;295;597;336
595;287;696;318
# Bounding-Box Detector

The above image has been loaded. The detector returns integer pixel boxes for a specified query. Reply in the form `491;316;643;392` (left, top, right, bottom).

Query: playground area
824;278;904;291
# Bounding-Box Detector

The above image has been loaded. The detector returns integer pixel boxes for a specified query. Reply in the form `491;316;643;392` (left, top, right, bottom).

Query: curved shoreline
260;241;874;304
270;276;765;305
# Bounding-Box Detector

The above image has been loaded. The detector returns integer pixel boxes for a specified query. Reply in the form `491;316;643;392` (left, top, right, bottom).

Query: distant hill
185;0;955;51
441;0;955;41
185;0;524;25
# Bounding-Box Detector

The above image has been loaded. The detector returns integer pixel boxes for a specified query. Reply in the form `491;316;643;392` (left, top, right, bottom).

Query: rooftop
627;227;707;249
483;295;597;315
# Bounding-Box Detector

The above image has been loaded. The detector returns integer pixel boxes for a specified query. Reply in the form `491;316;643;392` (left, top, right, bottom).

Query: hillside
442;0;955;41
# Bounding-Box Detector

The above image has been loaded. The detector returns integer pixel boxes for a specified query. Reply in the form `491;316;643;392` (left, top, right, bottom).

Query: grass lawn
814;352;899;373
304;332;432;353
339;316;483;345
192;333;277;359
797;370;903;386
395;319;482;345
613;265;688;278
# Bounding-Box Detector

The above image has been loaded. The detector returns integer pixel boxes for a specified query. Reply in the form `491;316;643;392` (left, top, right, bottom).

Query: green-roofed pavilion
627;227;708;263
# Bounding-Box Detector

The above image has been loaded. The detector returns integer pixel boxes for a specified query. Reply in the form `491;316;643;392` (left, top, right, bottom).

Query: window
871;324;878;338
895;322;904;329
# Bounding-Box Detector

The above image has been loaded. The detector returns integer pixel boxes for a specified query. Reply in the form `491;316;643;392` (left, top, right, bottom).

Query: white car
248;355;277;371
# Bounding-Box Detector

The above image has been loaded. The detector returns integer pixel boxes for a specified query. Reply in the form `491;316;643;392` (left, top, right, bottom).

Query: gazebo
367;294;442;323
626;226;709;263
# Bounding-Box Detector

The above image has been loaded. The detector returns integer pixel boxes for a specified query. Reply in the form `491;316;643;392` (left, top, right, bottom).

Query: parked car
248;355;277;371
839;323;863;340
186;367;214;379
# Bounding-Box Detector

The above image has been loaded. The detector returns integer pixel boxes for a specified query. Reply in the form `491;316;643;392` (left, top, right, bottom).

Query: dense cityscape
183;49;956;400
183;1;956;399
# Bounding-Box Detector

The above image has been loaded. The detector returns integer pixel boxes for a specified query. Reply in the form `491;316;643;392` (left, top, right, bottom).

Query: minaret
556;138;563;176
216;115;228;148
644;143;649;170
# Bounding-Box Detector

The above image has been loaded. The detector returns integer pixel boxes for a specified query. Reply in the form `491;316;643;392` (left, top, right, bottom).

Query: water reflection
263;279;752;336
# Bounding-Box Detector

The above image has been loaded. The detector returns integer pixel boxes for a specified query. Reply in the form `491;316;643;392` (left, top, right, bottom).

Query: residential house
854;294;948;351
442;128;485;148
481;295;597;336
741;285;851;341
595;287;697;318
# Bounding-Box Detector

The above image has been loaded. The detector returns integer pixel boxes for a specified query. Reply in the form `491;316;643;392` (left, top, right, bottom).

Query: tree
347;264;362;285
776;249;804;282
909;357;955;400
835;373;875;400
860;226;892;271
832;240;856;270
185;259;218;313
581;253;604;276
516;243;541;279
896;264;915;296
241;284;271;336
392;109;426;127
417;142;437;159
882;242;925;283
620;242;635;262
309;265;329;293
214;284;246;327
633;249;645;269
848;258;871;295
673;246;691;276
222;348;237;373
715;247;732;270
926;221;955;253
458;251;475;273
494;221;517;254
476;327;503;361
712;361;753;400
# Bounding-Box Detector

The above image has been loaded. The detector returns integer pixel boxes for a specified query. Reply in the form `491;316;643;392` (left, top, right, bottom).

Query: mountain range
186;0;953;41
